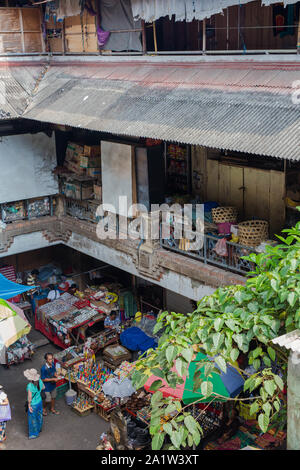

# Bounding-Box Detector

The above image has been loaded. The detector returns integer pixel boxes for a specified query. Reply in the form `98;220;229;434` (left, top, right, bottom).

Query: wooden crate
103;360;120;371
72;404;94;417
77;380;102;398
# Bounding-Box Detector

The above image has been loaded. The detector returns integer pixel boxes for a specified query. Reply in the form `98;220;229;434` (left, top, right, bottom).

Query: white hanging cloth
131;0;298;23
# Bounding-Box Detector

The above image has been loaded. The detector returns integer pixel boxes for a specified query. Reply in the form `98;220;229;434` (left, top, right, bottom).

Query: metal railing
160;223;254;275
65;198;99;224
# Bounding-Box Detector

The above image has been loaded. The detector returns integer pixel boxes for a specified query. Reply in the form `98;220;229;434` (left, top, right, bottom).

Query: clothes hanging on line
130;0;297;23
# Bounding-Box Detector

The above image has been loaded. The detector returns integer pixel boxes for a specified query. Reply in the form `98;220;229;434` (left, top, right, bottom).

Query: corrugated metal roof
0;64;46;120
23;62;300;160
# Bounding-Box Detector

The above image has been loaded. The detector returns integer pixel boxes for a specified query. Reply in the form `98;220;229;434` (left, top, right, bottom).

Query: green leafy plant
131;219;300;450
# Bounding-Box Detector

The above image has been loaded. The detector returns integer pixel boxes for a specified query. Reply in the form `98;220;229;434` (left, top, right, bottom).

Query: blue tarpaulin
0;274;35;299
120;327;157;354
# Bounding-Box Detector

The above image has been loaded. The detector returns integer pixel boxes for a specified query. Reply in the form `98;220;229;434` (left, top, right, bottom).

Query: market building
0;0;299;450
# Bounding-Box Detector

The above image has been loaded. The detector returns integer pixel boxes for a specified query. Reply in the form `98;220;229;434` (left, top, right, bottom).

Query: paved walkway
0;329;108;450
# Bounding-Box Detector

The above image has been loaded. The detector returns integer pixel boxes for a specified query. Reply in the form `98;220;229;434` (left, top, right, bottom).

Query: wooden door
206;160;285;236
244;167;285;236
218;163;244;216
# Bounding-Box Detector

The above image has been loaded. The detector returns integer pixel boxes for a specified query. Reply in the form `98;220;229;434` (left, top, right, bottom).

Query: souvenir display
95;394;117;411
113;361;136;379
76;362;113;394
72;392;94;412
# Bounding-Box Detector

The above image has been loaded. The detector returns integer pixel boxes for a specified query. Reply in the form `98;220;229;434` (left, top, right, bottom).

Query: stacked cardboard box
93;184;102;201
64;142;86;175
64;142;101;178
63;180;94;200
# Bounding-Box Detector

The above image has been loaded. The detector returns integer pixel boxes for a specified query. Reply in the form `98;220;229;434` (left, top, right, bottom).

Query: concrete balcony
0;206;245;302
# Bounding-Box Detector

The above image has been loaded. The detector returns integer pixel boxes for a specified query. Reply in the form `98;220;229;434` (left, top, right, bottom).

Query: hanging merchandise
45;0;62;23
213;238;228;257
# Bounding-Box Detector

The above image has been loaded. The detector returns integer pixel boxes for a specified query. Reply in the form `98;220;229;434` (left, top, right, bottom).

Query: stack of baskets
212;206;238;224
238;220;269;247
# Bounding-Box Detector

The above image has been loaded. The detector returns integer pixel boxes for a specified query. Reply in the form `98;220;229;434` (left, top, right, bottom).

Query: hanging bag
0;403;11;421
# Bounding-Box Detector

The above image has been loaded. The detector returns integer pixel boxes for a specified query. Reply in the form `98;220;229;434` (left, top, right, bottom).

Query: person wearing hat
0;385;10;444
24;369;44;439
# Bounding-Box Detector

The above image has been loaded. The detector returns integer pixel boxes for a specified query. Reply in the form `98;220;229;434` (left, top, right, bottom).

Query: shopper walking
41;353;60;415
24;369;44;439
0;385;11;445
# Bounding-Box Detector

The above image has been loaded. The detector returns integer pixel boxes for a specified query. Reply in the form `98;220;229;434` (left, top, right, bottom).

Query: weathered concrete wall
0;231;59;256
0;133;58;204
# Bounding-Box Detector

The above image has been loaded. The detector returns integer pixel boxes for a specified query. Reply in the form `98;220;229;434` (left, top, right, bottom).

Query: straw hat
24;369;40;382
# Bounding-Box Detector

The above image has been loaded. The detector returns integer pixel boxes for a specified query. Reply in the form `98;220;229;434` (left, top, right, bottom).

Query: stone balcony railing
0;206;245;290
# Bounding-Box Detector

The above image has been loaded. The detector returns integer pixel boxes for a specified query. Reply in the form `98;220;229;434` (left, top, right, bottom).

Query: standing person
24;369;44;440
41;353;60;415
0;385;11;444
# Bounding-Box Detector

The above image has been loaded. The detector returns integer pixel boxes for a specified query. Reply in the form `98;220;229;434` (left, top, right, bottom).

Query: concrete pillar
287;352;300;449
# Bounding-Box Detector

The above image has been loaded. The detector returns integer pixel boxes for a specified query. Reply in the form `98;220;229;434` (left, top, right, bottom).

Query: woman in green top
24;369;44;439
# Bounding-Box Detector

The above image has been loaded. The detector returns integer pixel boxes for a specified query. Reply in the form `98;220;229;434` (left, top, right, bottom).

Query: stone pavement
0;329;109;450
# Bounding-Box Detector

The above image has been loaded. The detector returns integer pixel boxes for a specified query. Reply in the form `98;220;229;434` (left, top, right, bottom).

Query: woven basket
212;206;238;224
238;220;269;247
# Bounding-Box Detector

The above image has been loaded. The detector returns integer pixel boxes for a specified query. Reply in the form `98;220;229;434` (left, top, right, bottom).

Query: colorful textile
0;421;6;442
28;400;43;439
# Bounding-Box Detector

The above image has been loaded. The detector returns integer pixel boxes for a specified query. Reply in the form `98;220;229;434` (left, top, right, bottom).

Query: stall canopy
0;299;31;363
144;352;244;404
0;273;35;299
23;60;300;161
131;0;297;22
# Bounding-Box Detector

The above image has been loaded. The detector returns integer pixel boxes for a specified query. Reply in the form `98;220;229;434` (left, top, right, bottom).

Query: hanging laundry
272;4;295;38
97;26;111;47
99;0;142;52
131;0;298;23
57;0;82;21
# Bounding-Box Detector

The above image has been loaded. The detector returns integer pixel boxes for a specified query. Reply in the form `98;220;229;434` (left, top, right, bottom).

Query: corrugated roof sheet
0;63;46;120
23;62;300;160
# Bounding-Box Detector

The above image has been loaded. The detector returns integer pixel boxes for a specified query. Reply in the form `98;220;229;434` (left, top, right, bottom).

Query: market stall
35;292;106;348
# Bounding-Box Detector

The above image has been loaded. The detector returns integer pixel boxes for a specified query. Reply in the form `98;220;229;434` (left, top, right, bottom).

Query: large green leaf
152;433;165;450
215;356;227;373
258;413;269;433
201;381;213;398
166;345;177;364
